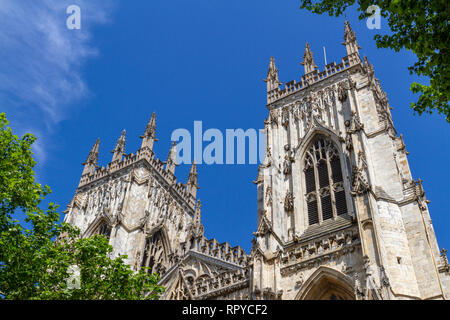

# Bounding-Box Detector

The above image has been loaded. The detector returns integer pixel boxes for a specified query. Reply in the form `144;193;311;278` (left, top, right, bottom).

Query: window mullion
326;151;338;219
145;240;151;267
313;149;323;225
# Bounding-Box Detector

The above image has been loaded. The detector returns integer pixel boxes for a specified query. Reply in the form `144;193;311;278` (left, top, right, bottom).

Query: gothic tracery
304;136;348;225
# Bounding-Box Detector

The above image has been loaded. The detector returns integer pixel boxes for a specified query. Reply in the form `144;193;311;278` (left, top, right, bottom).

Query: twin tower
64;21;450;300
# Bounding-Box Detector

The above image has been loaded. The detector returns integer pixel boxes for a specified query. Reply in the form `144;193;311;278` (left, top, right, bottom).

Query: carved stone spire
364;56;374;77
82;138;100;176
264;56;281;93
111;130;126;162
186;162;199;200
342;20;361;55
165;141;178;175
140;112;158;151
301;42;318;74
187;199;204;240
193;199;202;228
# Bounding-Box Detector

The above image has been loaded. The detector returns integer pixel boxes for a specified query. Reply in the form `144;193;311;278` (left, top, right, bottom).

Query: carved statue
283;145;295;176
284;191;294;213
337;82;348;102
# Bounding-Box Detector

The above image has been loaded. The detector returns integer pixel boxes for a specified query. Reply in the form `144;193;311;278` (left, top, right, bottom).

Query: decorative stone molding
396;134;409;155
193;268;250;300
281;106;290;128
280;227;360;276
269;109;279;127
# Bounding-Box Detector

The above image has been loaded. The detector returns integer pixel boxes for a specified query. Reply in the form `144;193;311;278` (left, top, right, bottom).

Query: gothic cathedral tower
250;21;450;300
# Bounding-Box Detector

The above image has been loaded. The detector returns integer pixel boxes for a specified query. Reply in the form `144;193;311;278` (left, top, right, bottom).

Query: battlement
77;114;198;209
267;52;361;105
181;236;248;268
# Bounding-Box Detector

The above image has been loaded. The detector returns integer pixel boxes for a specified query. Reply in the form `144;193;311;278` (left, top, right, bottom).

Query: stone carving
253;166;264;185
295;273;304;288
396;134;409;154
254;210;272;238
284;191;294;213
111;130;126;162
311;97;323;123
379;266;390;288
292;101;301;121
337;82;348;102
411;178;430;211
344;132;353;151
301;42;317;74
280;227;360;277
441;248;448;266
347;111;364;133
265;187;272;207
358;151;367;169
283;145;294;176
134;251;142;270
269;109;279;127
363;255;372;277
439;249;450;274
264;56;282;93
340;260;353;275
281;106;290;128
354;273;365;300
266;146;272;159
351;165;370;195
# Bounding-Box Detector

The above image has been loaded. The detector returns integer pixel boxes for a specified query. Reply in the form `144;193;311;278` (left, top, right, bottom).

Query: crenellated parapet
76;113;199;211
180;235;249;268
267;52;361;105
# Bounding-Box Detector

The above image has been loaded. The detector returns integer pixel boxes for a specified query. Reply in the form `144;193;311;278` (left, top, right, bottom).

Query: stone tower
250;21;449;300
63;114;250;300
64;21;450;300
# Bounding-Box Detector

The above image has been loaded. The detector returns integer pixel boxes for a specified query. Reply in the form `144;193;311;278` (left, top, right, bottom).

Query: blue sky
1;0;449;253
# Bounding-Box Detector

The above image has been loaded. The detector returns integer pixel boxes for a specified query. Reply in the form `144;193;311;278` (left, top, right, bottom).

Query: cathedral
63;21;450;300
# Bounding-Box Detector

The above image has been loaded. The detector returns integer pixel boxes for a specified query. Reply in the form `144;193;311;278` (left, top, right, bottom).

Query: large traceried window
141;231;168;275
304;136;347;225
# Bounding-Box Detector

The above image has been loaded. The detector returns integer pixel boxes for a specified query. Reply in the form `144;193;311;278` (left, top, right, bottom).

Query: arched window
304;136;347;225
97;222;112;240
141;231;168;275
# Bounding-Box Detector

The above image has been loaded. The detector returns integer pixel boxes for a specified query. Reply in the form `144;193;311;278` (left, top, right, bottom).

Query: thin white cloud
0;0;116;164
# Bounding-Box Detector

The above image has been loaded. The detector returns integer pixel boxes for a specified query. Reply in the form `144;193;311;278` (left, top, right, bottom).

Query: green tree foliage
299;0;450;122
0;113;164;299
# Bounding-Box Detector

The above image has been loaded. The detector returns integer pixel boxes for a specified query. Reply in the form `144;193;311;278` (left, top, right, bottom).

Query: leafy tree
299;0;450;122
0;113;164;299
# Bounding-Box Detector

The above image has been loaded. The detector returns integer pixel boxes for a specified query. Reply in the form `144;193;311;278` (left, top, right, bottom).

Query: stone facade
64;21;450;300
